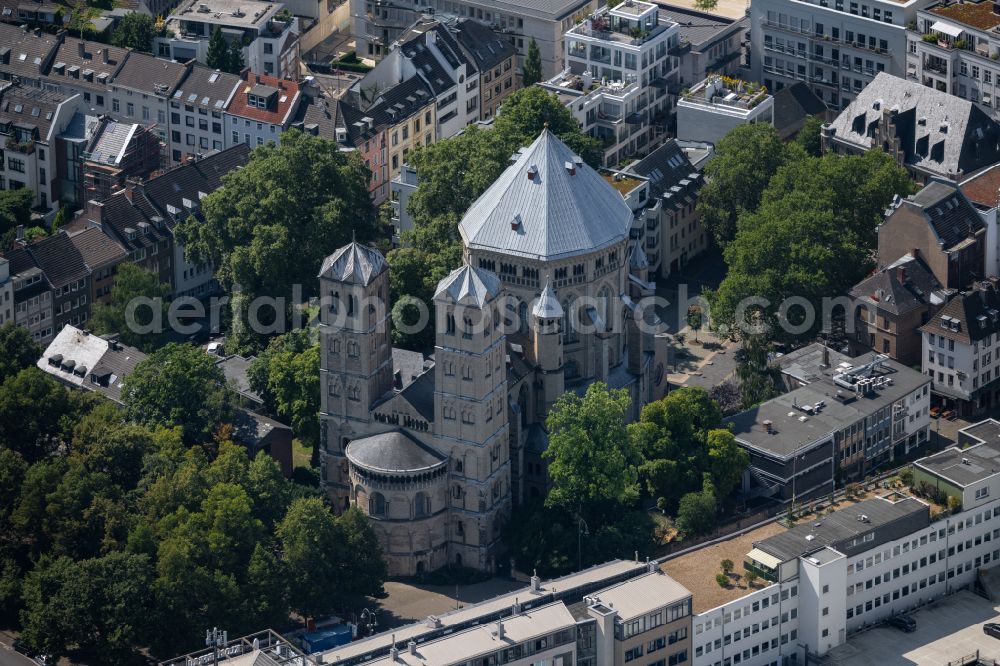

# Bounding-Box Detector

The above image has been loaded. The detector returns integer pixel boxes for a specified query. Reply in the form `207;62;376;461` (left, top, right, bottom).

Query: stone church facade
318;130;671;576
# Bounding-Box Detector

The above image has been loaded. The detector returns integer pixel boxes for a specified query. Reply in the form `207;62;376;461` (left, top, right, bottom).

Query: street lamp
577;516;589;572
205;627;227;666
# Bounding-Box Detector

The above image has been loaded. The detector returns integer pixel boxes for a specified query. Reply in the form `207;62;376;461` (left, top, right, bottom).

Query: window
977;487;990;500
368;492;386;516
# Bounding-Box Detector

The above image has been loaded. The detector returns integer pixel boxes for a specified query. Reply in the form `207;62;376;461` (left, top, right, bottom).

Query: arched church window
369;492;386;517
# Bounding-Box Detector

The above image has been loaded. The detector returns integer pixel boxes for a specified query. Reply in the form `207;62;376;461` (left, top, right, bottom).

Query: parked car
930;406;941;418
888;614;916;632
984;622;1000;639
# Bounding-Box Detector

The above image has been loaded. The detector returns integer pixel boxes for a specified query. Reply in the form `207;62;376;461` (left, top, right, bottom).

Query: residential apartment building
676;75;774;144
920;281;1000;416
822;72;1000;182
0;83;85;214
727;352;931;502
4;246;53;343
878;180;986;291
224;71;301;148
157;0;300;79
750;0;934;111
42;37;128;119
657;4;750;92
450;19;519;121
540;1;681;166
960;163;1000;279
906;0;1000;114
350;18;476;140
0;257;12;327
849;253;951;366
165;64;240;163
623;139;708;279
352;0;599;79
68;226;127;306
0;24;60;88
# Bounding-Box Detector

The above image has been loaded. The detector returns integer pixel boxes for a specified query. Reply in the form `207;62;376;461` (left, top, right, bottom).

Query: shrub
721;559;734;574
716;573;728;588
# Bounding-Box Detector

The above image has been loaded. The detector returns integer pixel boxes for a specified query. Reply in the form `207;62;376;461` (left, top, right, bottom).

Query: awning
931;21;963;38
747;547;782;570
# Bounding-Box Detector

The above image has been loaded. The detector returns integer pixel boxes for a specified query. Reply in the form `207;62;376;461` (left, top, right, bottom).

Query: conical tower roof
433;263;501;307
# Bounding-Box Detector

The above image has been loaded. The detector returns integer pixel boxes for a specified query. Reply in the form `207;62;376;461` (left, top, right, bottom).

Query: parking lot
825;591;1000;665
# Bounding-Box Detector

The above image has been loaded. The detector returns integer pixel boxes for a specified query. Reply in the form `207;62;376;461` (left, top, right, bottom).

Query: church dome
458;129;633;261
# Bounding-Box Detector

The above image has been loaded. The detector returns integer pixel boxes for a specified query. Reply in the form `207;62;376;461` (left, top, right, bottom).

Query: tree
696;123;797;248
795;115;825;157
206;26;229;71
0;188;33;238
90;264;171;352
721;559;734;574
175;131;376;353
694;0;719;8
333;506;387;599
0;322;41;382
522;37;542;86
20;552;154;663
227;38;245;75
686;305;703;343
0;368;72;462
676;481;717;536
121;343;235;444
715;572;728;587
111;13;156;52
745;570;759;587
706;429;748;499
708;380;742;416
277;497;346;619
544;383;639;522
247;329;320;453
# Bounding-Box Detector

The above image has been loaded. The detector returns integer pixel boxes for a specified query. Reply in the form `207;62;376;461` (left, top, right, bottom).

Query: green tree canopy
247;329;320;454
111;13;156;52
0;321;41;383
227;38;245;74
175;131;377;353
522;37;543;86
122;343;235;444
795;115;825;157
206;26;230;71
696;123;798;248
544;383;639;521
0;188;33;246
676;478;717;536
90;263;171;352
0;368;72;462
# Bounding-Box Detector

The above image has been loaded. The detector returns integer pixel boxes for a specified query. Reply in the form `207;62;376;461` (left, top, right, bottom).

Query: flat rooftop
755;496;928;563
959;418;1000;446
928;0;1000;31
776;343;852;386
169;0;279;28
362;603;576;666
586;570;691;621
323;559;647;664
915;440;1000;487
727;354;930;458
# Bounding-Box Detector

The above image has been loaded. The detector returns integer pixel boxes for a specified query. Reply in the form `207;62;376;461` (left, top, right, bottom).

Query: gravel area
661;521;787;613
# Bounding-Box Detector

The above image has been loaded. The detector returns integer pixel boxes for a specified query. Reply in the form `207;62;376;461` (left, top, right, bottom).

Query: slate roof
532;281;563;318
398;370;435;423
850;253;946;316
0;23;60;82
140;143;250;223
920;282;1000;345
0;84;74;139
904;180;985;251
434;263;501;307
345;429;446;473
451;19;516;72
68;226;127;269
111;51;187;96
172;65;241;114
319;241;388;286
773;82;827;134
655;5;744;47
290;92;338;140
46;37;128;93
756;496;929;563
366;75;434;128
24;231;89;288
826;72;1000;180
460;129;633;261
626;138;702;205
398;25;463;96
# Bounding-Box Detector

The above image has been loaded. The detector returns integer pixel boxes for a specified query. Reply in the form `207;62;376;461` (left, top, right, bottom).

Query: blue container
301;625;352;653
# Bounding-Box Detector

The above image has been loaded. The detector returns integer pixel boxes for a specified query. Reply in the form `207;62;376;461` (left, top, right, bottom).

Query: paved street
0;632;41;666
824;591;1000;665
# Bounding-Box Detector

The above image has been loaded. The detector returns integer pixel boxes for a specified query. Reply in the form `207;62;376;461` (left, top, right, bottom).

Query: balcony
4;136;35;155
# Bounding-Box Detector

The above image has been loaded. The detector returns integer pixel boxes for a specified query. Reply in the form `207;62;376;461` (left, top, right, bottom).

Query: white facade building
542;0;681;166
750;0;935;111
0;257;13;327
676;76;774;145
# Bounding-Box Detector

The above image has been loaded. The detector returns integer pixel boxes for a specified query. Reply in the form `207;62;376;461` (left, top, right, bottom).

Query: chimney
78;40;85;58
407;640;416;656
763;419;773;434
496;620;505;640
530;569;541;592
822;344;830;368
912;248;920;259
86;199;104;227
527;165;538;180
123;178;143;204
101;48;108;65
897;265;907;284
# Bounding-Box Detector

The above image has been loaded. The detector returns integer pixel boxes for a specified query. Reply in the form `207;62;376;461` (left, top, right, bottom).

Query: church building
318;130;671;576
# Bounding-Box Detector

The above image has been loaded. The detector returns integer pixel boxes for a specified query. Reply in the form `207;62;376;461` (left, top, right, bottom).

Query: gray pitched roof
318;241;387;286
826;72;1000;180
849;253;944;316
345;430;445;473
902;180;985;251
533;281;563;318
0;23;60;82
111;51;188;96
451;19;516;72
434;263;501;306
459;129;632;261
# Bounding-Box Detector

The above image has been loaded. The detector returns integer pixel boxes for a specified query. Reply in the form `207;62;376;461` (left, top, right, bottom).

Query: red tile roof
961;164;1000;208
225;72;300;125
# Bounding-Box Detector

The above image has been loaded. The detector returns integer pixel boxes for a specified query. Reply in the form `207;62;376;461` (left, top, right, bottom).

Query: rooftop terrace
928;0;1000;31
680;75;769;111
